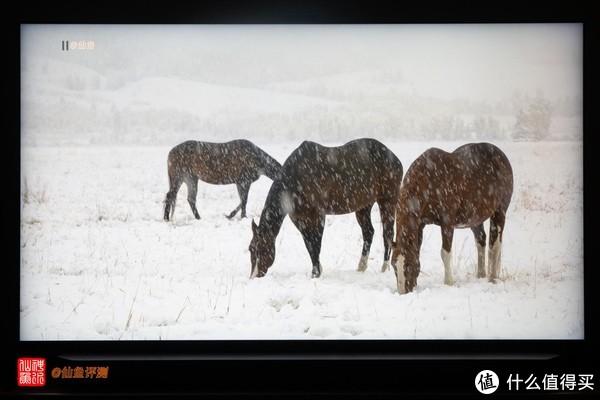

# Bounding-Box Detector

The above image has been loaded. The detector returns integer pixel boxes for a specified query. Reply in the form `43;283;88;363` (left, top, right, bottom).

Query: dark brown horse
391;142;513;294
164;140;282;221
248;138;403;279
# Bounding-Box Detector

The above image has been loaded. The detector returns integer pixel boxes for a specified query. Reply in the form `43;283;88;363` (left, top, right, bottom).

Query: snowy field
20;140;583;340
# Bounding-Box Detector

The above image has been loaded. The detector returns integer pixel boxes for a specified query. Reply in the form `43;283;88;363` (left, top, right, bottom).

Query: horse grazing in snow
248;138;404;279
391;142;513;294
164;140;282;221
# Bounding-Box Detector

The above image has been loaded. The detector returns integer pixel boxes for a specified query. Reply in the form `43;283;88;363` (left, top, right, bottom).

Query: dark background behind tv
2;1;598;398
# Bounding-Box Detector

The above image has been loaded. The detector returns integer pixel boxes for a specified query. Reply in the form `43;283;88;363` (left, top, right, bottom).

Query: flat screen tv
4;4;597;397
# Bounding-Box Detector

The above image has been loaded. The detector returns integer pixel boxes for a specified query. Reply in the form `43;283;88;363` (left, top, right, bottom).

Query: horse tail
164;192;176;220
167;173;177;217
164;149;182;221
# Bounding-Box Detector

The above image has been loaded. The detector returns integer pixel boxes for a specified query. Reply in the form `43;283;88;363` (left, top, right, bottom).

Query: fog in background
21;24;582;145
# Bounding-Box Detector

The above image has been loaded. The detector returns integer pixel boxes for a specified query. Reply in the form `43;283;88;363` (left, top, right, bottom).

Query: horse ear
251;219;258;234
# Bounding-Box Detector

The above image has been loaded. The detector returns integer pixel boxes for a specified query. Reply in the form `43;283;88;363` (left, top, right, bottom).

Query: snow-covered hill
21;57;582;146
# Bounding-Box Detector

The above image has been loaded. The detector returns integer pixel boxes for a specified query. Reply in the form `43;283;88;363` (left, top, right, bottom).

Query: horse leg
239;181;251;218
488;210;506;282
417;224;424;277
185;177;201;220
164;175;182;221
226;203;241;219
291;212;325;278
378;200;395;272
440;225;455;285
226;182;251;219
471;223;487;278
226;183;243;219
355;205;374;272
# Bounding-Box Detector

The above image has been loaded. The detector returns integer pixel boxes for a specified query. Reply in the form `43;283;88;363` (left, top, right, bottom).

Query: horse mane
257;180;287;238
255;147;283;181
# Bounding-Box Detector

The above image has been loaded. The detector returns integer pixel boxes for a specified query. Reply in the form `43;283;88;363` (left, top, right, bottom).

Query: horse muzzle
249;263;266;279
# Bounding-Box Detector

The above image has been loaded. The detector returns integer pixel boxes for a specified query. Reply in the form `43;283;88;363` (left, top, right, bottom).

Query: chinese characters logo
17;358;46;387
475;370;499;394
50;365;109;380
507;373;594;391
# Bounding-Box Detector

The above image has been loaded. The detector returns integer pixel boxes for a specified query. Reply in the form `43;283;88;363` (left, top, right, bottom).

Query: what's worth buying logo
17;358;46;387
475;370;499;394
475;370;595;394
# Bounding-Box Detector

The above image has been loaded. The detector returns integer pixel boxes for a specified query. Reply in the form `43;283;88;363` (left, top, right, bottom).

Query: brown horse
391;142;513;294
249;138;403;279
164;140;282;221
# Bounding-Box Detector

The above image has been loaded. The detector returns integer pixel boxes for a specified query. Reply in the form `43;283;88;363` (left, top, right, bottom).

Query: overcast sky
22;24;582;102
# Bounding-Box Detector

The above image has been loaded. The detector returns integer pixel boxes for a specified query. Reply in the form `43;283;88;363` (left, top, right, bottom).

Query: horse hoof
356;255;368;272
311;266;322;278
381;261;390;273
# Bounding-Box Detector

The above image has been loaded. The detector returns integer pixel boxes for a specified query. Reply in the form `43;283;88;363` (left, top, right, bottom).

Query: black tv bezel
3;2;597;396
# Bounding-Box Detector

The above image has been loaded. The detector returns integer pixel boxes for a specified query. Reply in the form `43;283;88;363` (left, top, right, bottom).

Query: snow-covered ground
20;140;583;340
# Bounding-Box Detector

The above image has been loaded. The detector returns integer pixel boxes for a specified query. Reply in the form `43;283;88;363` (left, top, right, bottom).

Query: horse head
249;219;276;278
391;210;421;294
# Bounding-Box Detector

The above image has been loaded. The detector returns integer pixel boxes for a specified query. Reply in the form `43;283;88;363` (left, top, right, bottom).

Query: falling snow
20;141;582;340
19;24;582;340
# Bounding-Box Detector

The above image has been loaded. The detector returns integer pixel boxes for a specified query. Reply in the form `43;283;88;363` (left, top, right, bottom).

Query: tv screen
19;23;583;341
7;3;598;394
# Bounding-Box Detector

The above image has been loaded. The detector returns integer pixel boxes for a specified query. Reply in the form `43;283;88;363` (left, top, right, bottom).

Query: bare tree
512;94;553;141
